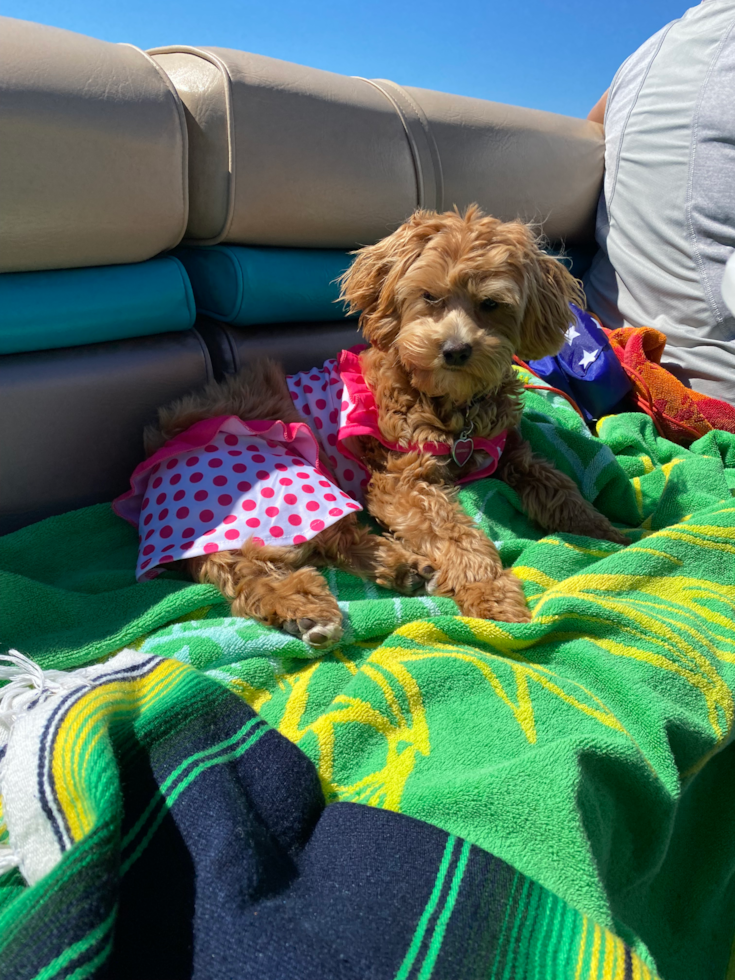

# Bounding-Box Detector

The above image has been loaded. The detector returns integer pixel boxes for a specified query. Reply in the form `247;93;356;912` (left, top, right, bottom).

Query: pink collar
337;349;507;485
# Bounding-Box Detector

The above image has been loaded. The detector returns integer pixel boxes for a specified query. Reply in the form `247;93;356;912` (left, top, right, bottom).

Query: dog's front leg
308;514;437;596
187;542;344;650
496;430;628;544
366;458;530;623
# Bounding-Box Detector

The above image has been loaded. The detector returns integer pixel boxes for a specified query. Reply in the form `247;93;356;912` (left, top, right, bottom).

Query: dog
119;206;626;649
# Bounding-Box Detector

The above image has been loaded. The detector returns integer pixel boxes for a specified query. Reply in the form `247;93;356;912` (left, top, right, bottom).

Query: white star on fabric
564;324;580;344
579;349;599;369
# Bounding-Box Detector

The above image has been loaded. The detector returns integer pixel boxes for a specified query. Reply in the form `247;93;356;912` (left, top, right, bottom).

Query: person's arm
587;89;609;126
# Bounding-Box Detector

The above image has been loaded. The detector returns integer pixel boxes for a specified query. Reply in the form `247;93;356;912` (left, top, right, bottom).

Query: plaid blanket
0;647;653;980
2;367;735;979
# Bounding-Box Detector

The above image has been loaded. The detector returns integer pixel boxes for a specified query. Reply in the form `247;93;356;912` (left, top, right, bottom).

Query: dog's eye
423;292;440;304
480;298;498;312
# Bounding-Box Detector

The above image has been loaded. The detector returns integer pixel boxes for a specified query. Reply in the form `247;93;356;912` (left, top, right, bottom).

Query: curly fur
144;206;626;640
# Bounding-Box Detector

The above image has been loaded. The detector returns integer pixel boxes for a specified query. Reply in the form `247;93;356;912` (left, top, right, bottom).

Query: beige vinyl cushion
150;46;603;248
0;17;188;273
150;48;417;247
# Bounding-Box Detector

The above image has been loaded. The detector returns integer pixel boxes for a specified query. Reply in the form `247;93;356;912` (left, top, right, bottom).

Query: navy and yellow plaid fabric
0;650;655;980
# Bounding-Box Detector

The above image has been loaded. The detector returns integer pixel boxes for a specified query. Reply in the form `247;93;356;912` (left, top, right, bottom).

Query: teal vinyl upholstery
175;246;352;325
0;256;195;355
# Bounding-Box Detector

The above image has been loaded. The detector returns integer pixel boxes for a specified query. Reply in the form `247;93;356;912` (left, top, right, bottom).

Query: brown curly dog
145;206;626;648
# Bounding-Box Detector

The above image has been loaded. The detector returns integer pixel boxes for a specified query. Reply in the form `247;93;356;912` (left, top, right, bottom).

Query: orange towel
603;325;735;445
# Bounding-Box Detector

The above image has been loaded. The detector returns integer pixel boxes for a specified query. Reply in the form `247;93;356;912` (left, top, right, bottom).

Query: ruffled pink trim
337;349;507;483
112;415;331;526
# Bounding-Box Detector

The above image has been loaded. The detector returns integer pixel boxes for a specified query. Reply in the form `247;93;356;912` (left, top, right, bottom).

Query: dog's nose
442;341;473;367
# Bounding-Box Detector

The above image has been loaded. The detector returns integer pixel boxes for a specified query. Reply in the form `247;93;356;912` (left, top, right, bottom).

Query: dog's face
340;207;583;404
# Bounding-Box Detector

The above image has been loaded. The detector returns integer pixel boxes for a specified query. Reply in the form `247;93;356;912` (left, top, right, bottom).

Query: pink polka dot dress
114;347;507;581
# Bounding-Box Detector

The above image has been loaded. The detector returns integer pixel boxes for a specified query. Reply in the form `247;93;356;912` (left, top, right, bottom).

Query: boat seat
196;317;364;377
150;45;604;249
0;331;212;534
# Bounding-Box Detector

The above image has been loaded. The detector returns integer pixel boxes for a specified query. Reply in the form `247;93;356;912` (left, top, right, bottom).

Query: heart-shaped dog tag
452;437;474;467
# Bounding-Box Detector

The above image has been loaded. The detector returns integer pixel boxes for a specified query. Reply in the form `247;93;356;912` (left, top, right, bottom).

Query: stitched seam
355;76;426;209
221;245;244;322
139;47;190;248
375;79;444;213
152;48;237;246
194;327;215;383
167;256;196;327
214;54;237;244
607;22;677;213
226;327;238;375
378;80;428;207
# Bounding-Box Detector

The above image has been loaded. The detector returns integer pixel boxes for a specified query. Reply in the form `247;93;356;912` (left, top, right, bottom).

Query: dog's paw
377;559;435;596
283;615;344;650
231;565;343;650
425;558;500;598
564;508;629;546
373;538;435;595
597;523;629;546
453;573;531;624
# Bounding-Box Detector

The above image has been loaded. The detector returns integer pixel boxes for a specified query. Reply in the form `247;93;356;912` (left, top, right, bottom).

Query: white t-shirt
584;0;735;406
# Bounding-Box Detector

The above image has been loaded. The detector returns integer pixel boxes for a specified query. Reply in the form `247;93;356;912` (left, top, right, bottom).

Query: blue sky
1;0;692;117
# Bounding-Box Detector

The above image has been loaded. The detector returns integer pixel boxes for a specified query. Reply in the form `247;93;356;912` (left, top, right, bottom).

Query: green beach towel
1;367;734;979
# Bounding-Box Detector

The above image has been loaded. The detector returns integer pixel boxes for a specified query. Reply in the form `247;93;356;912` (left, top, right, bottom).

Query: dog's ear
339;211;444;351
516;250;584;361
